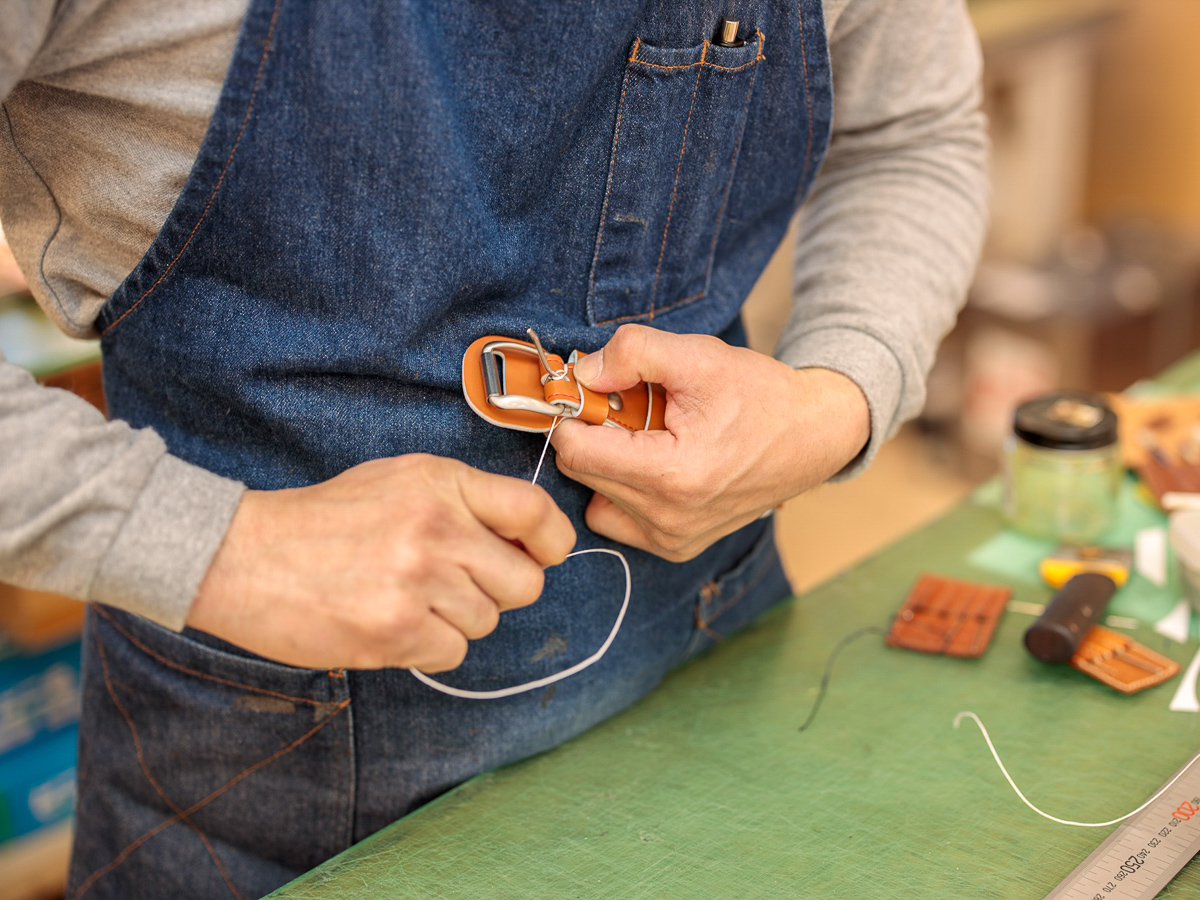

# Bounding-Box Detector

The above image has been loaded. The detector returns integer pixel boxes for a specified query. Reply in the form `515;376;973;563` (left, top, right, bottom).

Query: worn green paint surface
272;358;1200;899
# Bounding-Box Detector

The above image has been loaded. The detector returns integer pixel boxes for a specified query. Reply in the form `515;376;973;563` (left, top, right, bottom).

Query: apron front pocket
587;31;764;326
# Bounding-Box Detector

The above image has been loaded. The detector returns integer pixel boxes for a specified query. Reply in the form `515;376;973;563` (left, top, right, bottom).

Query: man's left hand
550;324;871;562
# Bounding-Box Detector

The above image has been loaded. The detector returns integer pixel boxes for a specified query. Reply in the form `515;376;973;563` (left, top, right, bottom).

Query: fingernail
574;350;602;386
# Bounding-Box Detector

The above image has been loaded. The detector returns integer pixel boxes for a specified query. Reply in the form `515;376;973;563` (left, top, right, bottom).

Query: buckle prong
480;338;571;417
526;328;569;381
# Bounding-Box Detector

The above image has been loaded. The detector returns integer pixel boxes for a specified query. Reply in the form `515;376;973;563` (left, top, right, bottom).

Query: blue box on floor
0;639;81;842
0;724;77;840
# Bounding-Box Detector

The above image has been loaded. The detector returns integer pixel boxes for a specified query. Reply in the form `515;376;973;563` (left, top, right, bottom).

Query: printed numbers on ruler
1079;796;1200;899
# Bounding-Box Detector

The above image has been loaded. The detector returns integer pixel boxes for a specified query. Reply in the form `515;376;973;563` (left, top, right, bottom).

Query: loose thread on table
798;626;885;732
954;710;1200;827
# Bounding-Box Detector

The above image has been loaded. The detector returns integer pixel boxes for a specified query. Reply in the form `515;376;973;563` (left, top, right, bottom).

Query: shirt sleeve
0;1;54;99
0;2;246;629
776;0;988;476
0;350;245;629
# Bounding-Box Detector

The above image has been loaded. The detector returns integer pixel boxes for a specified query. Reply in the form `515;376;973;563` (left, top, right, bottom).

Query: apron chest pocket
587;31;765;327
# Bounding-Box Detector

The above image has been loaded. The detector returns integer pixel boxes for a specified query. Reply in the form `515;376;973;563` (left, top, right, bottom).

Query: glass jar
1002;391;1122;544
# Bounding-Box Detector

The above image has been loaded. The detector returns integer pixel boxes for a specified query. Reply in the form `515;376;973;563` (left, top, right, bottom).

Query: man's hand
550;325;870;562
187;455;575;672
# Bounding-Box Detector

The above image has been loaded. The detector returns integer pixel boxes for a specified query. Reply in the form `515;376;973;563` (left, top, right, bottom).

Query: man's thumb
573;348;603;386
575;325;673;391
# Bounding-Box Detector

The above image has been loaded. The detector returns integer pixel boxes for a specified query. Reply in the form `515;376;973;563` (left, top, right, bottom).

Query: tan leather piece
462;334;666;433
576;382;611;426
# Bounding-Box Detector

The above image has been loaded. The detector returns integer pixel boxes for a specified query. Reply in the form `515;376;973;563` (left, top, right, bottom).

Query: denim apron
68;1;831;896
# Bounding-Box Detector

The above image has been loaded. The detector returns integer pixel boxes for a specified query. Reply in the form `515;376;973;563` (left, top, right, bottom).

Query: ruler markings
1045;752;1200;899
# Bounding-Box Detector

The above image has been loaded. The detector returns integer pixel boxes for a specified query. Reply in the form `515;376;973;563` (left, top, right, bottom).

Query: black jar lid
1013;390;1119;451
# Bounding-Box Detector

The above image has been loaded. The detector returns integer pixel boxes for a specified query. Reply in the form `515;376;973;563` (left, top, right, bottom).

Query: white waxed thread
955;711;1200;827
410;418;633;700
530;416;561;485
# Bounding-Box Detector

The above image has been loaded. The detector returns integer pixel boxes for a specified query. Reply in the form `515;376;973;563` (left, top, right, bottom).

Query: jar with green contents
1002;390;1122;543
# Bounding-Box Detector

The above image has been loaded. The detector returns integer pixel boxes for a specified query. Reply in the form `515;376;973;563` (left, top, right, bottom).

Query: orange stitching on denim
796;8;815;193
629;35;765;73
704;554;775;626
593;290;705;327
328;668;346;680
90;629;243;900
73;698;350;899
648;44;706;320
100;0;283;336
94;606;323;707
587;54;636;322
705;35;763;274
694;603;724;642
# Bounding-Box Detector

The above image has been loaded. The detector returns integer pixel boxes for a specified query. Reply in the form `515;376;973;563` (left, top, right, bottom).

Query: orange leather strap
462;335;667;434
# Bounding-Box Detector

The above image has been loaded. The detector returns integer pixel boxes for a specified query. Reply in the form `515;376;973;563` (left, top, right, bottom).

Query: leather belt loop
576;382;612;426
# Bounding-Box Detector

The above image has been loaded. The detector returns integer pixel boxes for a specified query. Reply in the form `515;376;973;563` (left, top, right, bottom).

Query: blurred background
744;0;1200;592
1;0;1199;896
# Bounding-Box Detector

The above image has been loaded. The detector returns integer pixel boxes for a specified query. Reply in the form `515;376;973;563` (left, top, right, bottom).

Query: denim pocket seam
630;30;765;73
94;605;329;708
586;59;635;326
587;32;765;327
698;551;775;630
72;695;351;900
700;48;763;300
647;46;707;318
593;290;705;327
88;625;246;900
99;0;283;338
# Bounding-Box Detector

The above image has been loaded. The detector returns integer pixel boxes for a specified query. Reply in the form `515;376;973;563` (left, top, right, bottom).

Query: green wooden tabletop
271;356;1200;900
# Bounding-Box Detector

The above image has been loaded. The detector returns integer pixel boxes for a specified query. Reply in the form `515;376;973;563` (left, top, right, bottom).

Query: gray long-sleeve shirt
0;0;988;629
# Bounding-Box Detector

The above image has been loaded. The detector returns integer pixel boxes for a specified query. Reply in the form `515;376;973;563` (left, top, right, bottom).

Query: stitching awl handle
1024;572;1118;664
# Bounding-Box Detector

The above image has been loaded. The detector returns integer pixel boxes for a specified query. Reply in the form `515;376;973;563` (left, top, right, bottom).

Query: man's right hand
185;454;575;672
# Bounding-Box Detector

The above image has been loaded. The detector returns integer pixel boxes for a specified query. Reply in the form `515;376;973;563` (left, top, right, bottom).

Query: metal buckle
480;332;577;417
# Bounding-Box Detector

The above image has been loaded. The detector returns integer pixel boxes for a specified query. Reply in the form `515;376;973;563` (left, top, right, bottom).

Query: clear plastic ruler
1046;752;1200;898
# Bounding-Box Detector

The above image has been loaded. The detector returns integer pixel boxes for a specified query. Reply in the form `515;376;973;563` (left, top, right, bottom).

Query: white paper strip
1155;598;1193;644
1136;526;1168;587
1169;645;1200;713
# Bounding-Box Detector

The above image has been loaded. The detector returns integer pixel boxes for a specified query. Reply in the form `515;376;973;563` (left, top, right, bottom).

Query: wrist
188;489;268;632
786;366;871;477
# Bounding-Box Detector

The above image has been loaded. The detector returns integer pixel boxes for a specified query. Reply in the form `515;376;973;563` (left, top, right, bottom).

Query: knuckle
525;484;557;519
415;634;469;674
391;544;436;584
648;531;700;562
514;564;545;606
552;524;577;564
612;323;648;358
648;507;688;539
479;600;501;634
443;635;469;670
654;530;688;554
366;601;421;641
387;600;424;634
461;600;500;640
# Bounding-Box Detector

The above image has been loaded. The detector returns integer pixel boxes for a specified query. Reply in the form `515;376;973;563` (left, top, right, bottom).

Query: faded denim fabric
69;0;831;896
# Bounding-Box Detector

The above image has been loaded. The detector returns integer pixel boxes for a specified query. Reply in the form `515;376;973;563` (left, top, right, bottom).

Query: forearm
779;0;988;473
0;352;244;628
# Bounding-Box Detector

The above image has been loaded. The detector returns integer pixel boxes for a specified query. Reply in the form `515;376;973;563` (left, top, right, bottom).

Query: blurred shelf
969;0;1125;54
